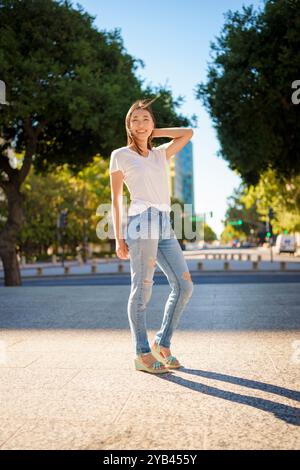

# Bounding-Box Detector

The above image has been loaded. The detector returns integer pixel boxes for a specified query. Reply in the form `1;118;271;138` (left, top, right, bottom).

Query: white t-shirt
109;144;171;216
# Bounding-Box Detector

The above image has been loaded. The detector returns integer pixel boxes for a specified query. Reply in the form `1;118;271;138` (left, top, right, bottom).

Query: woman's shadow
159;368;300;426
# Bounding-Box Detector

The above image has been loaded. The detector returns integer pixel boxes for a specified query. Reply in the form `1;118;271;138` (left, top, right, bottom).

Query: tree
196;0;300;186
221;225;245;245
5;155;112;261
0;0;193;285
241;168;300;234
204;224;217;243
224;184;266;241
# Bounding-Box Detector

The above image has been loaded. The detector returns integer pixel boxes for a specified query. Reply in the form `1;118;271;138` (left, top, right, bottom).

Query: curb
1;269;300;282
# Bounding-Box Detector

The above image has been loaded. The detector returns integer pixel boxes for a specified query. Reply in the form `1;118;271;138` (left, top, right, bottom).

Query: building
167;140;194;214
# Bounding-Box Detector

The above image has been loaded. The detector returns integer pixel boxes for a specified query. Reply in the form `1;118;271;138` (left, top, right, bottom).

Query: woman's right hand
116;238;129;260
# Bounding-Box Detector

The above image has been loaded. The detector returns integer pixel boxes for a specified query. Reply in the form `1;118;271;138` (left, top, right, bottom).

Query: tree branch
19;118;47;184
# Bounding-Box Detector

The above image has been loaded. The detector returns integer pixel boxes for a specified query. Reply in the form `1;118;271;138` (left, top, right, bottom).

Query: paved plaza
0;280;300;450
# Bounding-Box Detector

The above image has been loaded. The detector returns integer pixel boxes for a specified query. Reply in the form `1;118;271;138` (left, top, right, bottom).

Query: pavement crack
0;422;27;449
266;351;279;374
112;391;133;424
59;369;82;390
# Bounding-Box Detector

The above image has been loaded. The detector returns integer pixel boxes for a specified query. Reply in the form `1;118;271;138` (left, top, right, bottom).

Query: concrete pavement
0;281;300;450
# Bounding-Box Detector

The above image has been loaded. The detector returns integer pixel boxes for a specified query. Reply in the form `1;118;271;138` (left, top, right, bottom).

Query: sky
77;0;264;238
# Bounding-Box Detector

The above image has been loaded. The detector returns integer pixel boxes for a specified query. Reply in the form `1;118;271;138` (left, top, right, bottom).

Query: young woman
109;98;194;374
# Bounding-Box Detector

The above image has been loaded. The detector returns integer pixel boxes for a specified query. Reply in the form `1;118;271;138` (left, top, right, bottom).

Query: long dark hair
125;97;159;155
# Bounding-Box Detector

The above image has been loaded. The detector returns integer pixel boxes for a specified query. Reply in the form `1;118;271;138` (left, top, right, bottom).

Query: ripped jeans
125;206;194;355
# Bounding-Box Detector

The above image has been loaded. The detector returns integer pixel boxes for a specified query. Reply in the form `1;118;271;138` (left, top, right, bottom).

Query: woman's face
129;109;154;141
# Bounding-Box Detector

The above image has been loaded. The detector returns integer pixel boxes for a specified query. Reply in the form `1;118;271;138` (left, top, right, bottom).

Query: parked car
239;241;257;248
238;241;248;248
274;234;296;254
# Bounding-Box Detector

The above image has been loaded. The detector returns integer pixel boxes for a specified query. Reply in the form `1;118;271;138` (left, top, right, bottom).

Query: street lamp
57;209;68;266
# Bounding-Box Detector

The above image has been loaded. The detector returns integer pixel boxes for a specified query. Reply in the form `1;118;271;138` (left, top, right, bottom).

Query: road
1;271;299;287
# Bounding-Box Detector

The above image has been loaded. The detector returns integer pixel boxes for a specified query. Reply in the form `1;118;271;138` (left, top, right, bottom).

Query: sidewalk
0;281;299;449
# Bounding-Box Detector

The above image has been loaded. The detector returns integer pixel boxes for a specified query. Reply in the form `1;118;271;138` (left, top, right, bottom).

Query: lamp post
57;209;68;267
267;207;274;263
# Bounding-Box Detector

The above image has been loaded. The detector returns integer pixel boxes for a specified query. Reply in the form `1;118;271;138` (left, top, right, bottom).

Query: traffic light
229;219;243;226
265;220;273;238
268;207;274;219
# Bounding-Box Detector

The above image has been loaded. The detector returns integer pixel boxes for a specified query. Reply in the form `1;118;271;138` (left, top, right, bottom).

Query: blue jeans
125;206;194;355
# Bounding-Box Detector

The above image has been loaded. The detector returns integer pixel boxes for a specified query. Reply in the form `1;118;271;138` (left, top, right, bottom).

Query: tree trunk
0;183;26;286
1;248;21;286
0;118;46;286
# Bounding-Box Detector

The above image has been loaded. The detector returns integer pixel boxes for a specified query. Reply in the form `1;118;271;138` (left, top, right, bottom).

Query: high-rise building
167;140;194;214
